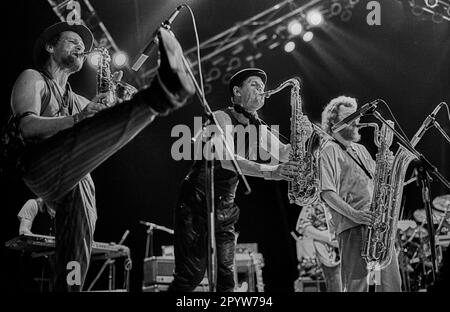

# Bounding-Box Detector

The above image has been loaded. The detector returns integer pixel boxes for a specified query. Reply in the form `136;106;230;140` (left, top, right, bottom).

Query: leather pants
169;179;240;292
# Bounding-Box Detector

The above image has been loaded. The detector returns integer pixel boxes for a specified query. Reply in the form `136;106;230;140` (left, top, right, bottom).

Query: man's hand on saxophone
73;92;110;124
269;161;301;181
351;209;377;226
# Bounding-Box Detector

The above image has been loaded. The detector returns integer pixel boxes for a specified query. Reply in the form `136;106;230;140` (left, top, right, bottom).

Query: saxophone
90;47;137;105
261;78;320;206
361;121;416;271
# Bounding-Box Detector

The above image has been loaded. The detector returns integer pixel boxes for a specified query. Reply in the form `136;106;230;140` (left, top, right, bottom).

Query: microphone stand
167;31;251;292
140;221;174;259
371;110;450;282
432;119;450;145
86;230;129;291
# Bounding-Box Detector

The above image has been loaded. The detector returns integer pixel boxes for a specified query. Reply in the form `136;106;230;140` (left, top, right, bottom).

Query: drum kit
397;194;450;291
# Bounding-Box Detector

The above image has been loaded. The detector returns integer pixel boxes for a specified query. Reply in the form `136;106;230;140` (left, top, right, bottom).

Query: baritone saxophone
361;121;416;271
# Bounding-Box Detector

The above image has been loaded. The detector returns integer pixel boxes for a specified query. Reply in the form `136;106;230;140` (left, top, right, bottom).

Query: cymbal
433;195;450;212
413;209;443;224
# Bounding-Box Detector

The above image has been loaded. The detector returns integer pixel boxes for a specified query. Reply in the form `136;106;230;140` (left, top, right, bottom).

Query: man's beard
340;126;361;142
61;55;83;72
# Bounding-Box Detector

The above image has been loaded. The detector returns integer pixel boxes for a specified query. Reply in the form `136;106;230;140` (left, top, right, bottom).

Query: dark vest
186;107;269;198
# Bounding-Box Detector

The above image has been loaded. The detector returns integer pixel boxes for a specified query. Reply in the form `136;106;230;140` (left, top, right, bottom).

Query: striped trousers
21;82;167;291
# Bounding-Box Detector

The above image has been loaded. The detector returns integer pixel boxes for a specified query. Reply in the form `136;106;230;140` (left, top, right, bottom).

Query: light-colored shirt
320;140;376;236
17;199;39;221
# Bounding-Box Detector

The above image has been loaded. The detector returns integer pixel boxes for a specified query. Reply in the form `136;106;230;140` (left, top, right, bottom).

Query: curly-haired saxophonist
319;96;401;292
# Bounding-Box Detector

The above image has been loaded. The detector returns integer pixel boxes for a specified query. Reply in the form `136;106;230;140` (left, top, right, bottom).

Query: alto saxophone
261;78;321;206
90;47;138;105
361;121;416;271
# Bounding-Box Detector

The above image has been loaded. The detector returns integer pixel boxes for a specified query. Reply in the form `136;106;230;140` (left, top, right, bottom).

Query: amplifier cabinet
143;256;175;286
294;277;326;292
142;256;208;290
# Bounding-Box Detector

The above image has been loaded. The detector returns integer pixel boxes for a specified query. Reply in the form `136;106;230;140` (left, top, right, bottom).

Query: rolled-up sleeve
17;199;38;221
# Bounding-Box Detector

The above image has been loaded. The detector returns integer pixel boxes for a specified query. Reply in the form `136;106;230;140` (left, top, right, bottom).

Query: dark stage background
2;0;449;292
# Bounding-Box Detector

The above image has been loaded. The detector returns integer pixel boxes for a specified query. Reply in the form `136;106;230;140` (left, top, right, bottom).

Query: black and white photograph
2;0;449;301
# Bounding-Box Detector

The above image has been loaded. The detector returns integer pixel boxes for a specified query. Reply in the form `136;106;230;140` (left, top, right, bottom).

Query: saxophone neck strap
333;139;373;180
232;104;261;126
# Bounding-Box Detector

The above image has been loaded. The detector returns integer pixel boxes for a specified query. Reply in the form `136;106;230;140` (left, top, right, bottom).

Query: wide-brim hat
228;68;267;96
33;21;94;69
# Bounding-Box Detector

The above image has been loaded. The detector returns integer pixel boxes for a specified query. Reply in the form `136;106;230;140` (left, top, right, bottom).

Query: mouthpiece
74;51;93;57
258;91;271;98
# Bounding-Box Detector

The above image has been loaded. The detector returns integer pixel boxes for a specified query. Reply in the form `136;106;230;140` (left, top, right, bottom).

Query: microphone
331;100;379;133
410;102;444;147
131;5;183;71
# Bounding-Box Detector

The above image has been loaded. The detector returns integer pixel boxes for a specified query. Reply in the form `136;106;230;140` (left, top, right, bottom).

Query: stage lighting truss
47;0;141;86
139;0;344;94
402;0;450;22
321;0;361;22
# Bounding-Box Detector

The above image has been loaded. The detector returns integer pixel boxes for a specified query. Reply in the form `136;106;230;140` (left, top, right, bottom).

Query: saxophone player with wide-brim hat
8;20;195;291
319;96;402;292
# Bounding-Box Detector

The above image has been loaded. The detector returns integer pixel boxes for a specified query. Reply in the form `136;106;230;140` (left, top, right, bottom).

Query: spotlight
330;1;343;16
226;57;241;72
205;67;221;83
431;12;444;23
425;0;439;8
112;51;127;67
340;9;352;22
287;20;303;36
302;31;314;42
411;5;424;16
306;10;323;26
88;51;101;67
284;41;296;53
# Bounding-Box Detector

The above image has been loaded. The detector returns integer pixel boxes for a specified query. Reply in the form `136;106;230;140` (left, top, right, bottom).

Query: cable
181;4;206;106
442;102;450;124
374;99;409;142
258;118;290;143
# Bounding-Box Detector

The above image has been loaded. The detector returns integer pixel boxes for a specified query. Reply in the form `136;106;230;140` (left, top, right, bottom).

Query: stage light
411;5;424;16
287;20;303;36
226;57;241;72
340;9;352;22
302;31;314;42
88;51;101;67
284;41;296;53
205;67;221;83
330;1;343;16
306;10;323;26
431;12;444;23
113;51;127;67
425;0;439;8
